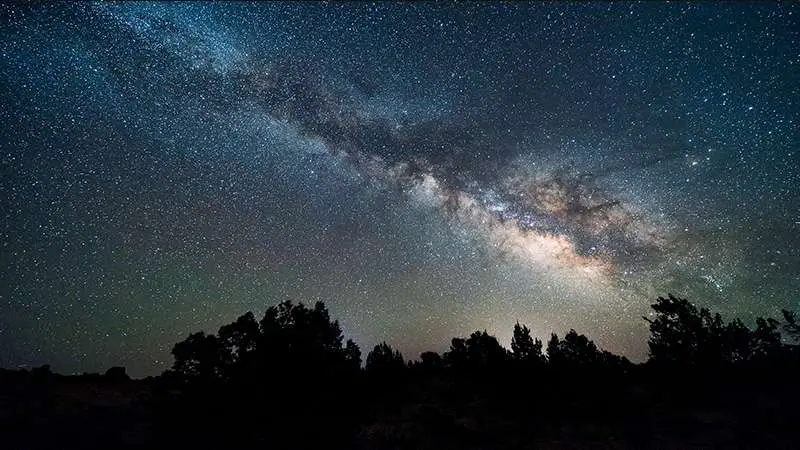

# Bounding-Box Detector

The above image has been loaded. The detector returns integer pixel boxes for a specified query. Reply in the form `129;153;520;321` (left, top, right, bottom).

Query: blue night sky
1;2;797;377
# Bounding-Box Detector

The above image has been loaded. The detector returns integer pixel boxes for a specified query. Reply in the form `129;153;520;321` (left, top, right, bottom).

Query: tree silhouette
217;311;260;365
546;333;560;365
720;318;753;364
644;294;796;367
751;317;783;359
783;309;800;341
345;338;362;368
547;330;603;366
167;300;362;448
445;330;509;371
445;337;469;369
104;366;130;383
511;322;545;365
644;294;716;366
256;300;360;377
171;331;228;382
169;300;361;384
416;351;444;371
366;342;405;374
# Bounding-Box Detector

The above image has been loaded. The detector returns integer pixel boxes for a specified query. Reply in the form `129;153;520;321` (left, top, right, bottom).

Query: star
0;1;797;376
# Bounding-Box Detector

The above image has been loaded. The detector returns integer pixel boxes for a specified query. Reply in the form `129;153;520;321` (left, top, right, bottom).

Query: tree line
4;293;798;449
154;294;800;448
168;294;800;383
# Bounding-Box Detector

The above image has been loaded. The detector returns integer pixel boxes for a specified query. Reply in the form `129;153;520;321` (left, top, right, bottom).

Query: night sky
1;2;798;377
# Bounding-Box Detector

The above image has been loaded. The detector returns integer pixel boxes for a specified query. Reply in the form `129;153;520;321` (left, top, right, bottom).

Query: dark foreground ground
1;366;798;450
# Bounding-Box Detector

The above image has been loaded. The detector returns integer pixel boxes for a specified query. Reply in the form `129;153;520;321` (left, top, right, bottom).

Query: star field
0;2;798;377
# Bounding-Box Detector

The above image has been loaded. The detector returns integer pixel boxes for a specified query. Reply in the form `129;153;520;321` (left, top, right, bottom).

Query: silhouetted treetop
511;322;545;365
104;366;130;383
260;301;345;354
445;330;509;370
751;317;782;357
783;309;800;341
644;294;792;367
171;301;360;383
547;330;604;366
417;351;443;370
172;332;229;382
345;338;362;368
218;311;259;364
365;342;405;374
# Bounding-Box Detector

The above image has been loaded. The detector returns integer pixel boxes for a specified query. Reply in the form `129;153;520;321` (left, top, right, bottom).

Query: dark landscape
2;295;799;449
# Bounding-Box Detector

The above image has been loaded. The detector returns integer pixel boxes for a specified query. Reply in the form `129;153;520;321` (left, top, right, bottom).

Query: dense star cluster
1;2;797;377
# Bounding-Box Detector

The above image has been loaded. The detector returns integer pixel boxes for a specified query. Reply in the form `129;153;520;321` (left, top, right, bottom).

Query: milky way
1;2;798;376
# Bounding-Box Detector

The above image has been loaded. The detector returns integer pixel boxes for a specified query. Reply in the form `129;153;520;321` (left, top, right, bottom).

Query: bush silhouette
103;366;130;383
